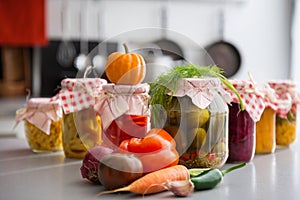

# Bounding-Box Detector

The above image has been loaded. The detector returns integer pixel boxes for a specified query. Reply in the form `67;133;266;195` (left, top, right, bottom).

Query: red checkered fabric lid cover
268;80;300;116
224;80;265;122
57;78;107;114
260;83;292;118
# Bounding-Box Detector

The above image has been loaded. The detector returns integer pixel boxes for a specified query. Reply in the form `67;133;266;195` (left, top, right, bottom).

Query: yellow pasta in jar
25;120;63;153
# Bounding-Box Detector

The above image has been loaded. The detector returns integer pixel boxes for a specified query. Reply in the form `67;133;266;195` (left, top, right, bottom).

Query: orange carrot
96;165;190;196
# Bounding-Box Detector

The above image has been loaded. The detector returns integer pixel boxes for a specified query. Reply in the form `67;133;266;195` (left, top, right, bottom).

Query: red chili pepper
119;128;179;173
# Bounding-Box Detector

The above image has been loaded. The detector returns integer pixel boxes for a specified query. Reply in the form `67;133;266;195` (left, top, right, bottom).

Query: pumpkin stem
123;43;129;54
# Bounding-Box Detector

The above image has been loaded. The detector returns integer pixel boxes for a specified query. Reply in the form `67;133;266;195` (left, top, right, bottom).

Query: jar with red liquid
95;83;150;147
268;80;300;146
224;80;265;163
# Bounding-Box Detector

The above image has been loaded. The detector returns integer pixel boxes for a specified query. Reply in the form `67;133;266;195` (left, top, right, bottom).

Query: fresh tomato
119;128;179;173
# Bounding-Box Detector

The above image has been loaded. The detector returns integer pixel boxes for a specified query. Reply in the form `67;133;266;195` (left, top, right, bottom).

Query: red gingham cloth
55;78;107;114
172;78;232;109
223;80;265;122
268;80;300;116
94;83;150;130
15;98;62;135
260;83;292;118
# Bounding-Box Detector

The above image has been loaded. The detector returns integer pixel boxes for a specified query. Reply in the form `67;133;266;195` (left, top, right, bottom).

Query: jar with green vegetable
170;78;229;169
149;65;242;169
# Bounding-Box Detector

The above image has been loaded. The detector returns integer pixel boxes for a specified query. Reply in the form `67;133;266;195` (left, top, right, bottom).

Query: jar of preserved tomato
94;83;150;147
57;78;107;158
165;78;229;169
255;84;291;154
16;98;63;153
224;80;265;163
268;80;300;146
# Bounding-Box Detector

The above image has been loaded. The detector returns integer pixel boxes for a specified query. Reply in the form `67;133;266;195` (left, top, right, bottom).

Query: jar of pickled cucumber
255;84;291;153
224;80;265;163
57;78;107;158
164;78;229;169
16;98;63;153
94;83;150;147
268;80;300;146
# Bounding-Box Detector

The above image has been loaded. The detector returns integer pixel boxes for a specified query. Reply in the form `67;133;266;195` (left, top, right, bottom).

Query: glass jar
268;80;300;146
255;84;289;154
57;78;107;158
16;98;63;153
165;78;229;169
224;80;265;163
95;83;150;147
255;107;276;153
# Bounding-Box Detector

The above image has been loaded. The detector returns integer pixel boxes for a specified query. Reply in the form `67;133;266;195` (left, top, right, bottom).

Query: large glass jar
164;78;229;169
57;78;107;158
224;80;265;163
94;83;150;147
268;80;300;146
16;98;63;153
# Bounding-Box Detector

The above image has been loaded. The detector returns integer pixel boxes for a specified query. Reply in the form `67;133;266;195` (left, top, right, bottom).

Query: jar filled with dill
149;64;243;169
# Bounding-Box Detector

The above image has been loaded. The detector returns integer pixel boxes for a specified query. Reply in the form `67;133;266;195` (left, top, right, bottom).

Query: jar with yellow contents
255;84;291;153
57;78;107;158
16;98;63;153
268;80;300;146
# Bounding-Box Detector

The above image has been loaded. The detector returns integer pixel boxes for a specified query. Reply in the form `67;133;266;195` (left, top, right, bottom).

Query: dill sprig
149;64;244;110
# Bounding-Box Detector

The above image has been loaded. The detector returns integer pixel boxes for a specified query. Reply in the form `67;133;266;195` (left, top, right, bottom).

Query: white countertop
1;137;300;200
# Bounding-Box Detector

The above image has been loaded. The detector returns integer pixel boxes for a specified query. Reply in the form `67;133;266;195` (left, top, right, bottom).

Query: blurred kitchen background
1;0;300;137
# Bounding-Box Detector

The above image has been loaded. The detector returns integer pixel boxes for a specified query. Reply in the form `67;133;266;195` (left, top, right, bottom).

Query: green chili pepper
190;162;246;190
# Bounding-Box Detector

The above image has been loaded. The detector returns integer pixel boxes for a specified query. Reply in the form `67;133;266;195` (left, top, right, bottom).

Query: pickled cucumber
191;128;207;149
185;108;210;129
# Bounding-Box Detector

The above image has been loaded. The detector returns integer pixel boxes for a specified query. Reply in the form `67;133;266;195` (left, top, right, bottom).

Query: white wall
46;0;293;84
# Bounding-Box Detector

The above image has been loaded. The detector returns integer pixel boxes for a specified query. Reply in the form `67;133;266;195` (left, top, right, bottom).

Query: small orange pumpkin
105;43;146;85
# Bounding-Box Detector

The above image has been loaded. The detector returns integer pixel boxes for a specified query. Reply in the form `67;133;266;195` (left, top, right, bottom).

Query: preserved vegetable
57;78;107;158
164;78;229;168
224;80;265;163
16;98;63;152
268;80;300;146
255;107;276;153
95;83;150;147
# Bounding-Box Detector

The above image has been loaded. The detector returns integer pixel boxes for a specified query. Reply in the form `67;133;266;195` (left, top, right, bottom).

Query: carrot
95;165;190;197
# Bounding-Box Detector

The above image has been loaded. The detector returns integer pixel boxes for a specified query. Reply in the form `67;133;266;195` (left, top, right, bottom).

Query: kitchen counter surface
1;137;300;200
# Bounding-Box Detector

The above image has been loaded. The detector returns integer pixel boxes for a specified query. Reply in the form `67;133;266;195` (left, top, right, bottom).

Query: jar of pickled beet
16;98;63;153
57;78;107;158
94;83;150;147
224;80;265;163
164;78;229;169
268;80;300;146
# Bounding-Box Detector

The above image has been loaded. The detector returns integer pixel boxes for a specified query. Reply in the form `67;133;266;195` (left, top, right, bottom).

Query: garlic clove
166;179;195;197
